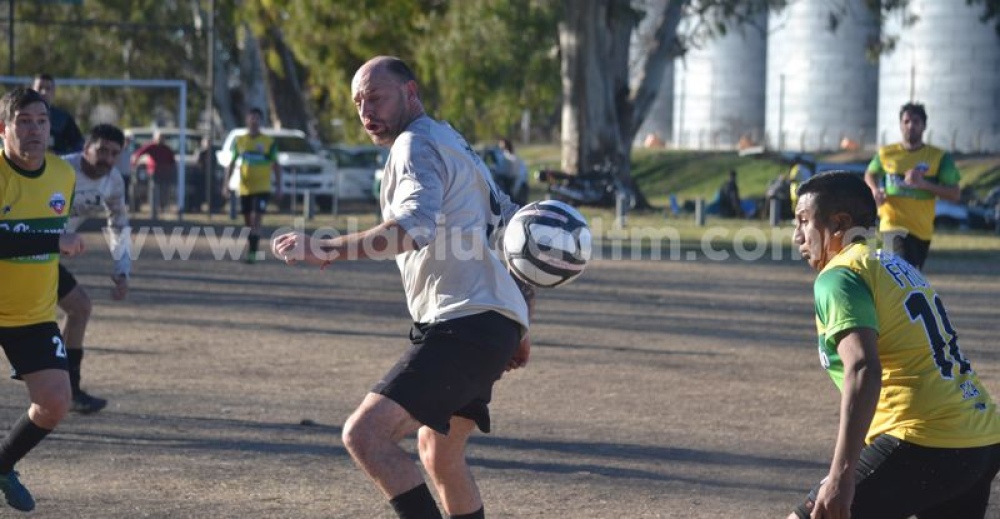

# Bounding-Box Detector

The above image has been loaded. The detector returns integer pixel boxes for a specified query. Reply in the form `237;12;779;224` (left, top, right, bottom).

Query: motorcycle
537;162;635;208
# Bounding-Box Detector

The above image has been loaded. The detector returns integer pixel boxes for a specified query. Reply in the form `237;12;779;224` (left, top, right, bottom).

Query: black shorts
0;322;69;379
57;263;78;300
372;311;521;435
794;435;1000;518
240;193;270;216
887;232;931;270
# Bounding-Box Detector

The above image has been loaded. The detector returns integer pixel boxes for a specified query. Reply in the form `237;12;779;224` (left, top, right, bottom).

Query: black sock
68;348;84;395
389;483;442;519
449;507;484;519
248;234;260;257
0;414;52;474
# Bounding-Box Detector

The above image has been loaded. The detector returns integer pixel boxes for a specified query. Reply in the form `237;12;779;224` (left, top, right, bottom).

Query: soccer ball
503;200;592;288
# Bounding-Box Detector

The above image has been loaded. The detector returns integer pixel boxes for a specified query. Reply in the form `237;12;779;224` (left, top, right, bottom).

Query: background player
225;107;281;263
59;123;132;414
864;102;961;270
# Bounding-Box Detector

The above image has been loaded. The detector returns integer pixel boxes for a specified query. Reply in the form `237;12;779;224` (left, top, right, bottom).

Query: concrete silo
766;1;879;152
672;13;767;150
878;1;1000;152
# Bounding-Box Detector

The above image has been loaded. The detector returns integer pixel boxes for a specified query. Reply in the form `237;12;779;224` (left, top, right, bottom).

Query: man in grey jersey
272;56;533;519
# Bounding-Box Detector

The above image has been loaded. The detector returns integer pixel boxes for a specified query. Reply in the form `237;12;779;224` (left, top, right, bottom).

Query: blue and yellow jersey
867;144;960;240
0;152;75;326
232;134;278;196
814;242;1000;448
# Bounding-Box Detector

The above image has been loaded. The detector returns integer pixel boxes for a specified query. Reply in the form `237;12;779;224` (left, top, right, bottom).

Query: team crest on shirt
49;192;67;215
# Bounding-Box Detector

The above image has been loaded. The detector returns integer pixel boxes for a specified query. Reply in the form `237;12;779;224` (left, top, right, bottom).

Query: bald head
351;56;424;147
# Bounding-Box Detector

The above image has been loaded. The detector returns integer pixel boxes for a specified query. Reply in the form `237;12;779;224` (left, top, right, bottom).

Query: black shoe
71;390;108;414
0;470;34;511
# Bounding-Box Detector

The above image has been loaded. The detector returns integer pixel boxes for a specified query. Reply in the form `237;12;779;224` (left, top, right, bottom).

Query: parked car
370;146;529;206
216;128;337;210
323;144;387;201
478;145;529;205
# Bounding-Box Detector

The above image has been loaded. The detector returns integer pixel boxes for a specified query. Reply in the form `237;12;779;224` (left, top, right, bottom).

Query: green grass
520;144;1000;206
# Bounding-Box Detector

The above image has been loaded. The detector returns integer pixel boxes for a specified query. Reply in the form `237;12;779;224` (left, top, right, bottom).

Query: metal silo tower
878;0;1000;152
672;13;767;150
766;1;879;152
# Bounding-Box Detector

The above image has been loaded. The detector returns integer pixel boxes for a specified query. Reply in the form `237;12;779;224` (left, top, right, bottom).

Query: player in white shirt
272;56;533;519
58;124;131;414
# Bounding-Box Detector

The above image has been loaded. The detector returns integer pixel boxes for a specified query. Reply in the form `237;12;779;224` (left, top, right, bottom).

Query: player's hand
110;274;128;300
272;232;332;267
506;335;531;371
810;473;854;519
872;188;886;206
904;167;926;188
59;233;85;257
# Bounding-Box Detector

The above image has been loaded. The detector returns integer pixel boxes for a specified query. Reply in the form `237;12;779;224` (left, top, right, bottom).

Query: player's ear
831;212;852;236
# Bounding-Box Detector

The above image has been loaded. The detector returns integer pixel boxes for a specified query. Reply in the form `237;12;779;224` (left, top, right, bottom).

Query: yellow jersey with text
232;134;277;196
0;152;75;326
814;242;1000;447
867;144;960;241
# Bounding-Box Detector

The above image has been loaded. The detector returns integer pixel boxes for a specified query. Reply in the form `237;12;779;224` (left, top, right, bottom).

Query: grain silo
672;12;767;150
878;0;1000;152
765;1;879;152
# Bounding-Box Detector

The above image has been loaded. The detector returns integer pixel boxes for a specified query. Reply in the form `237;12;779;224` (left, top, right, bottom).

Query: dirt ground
2;224;999;518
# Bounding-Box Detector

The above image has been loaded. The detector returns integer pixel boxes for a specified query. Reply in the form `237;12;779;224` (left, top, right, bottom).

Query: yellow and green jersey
867;144;960;240
0;152;75;327
814;242;1000;448
232;134;278;196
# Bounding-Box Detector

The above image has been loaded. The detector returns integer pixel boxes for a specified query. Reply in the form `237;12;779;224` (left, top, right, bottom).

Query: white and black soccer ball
503;200;592;288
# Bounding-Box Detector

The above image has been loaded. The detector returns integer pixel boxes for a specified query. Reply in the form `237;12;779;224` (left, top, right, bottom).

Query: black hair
383;57;417;84
247;107;264;117
899;102;927;124
86;123;125;147
0;87;49;122
499;138;514;153
797;171;877;230
33;73;54;83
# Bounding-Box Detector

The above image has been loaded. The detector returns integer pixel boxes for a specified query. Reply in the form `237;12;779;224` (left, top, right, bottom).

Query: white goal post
0;76;190;218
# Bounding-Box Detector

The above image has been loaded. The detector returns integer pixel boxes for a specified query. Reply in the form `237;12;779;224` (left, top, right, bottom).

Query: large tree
558;0;766;208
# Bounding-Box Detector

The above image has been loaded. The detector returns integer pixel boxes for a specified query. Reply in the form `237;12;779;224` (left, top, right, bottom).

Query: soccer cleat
0;471;35;512
71;390;108;414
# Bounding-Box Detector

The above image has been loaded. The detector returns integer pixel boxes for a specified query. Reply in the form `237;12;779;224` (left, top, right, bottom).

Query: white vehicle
323;144;387;202
216;128;338;208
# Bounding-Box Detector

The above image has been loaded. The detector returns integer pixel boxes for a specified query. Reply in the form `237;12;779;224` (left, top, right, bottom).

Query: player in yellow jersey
789;171;1000;519
0;87;86;512
864;103;961;270
225;107;281;263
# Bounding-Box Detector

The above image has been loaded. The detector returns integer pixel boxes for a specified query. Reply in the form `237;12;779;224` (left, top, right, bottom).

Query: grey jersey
381;115;528;330
61;153;131;279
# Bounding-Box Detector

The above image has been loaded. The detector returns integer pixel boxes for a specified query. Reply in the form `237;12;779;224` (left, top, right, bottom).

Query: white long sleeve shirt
61;153;132;279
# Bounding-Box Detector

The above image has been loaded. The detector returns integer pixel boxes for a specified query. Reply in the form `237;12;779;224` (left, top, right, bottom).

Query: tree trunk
257;25;314;134
558;0;686;210
239;27;270;123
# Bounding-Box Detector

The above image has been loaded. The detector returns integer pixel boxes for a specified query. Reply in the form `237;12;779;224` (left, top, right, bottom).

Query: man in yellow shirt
864;103;961;270
789;171;1000;518
0;87;86;512
226;108;281;263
